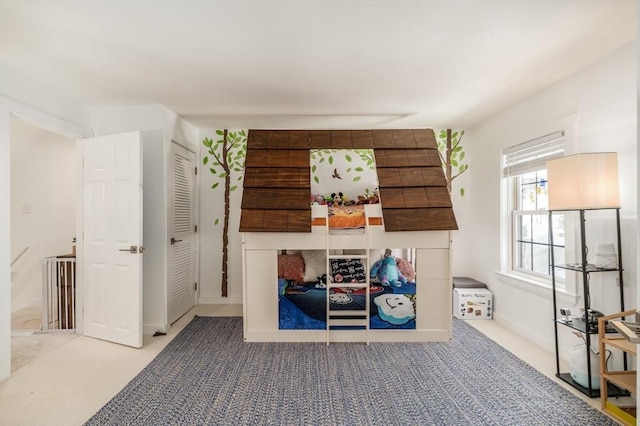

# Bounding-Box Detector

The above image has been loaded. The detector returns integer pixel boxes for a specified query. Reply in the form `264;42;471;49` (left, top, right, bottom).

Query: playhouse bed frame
242;204;452;343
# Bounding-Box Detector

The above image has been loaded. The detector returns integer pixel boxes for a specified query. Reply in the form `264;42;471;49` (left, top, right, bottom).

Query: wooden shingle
377;167;447;187
351;130;374;148
242;188;311;210
374;149;442;168
239;210;311;232
382;208;458;232
243;168;310;188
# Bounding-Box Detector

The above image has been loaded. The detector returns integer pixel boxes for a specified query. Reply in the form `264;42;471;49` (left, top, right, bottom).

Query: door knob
171;237;183;245
119;245;138;254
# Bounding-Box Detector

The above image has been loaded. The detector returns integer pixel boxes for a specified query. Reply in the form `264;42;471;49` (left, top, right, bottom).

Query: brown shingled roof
239;129;458;232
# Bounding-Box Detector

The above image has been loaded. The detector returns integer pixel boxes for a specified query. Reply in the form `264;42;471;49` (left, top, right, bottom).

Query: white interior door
83;131;143;348
168;142;197;324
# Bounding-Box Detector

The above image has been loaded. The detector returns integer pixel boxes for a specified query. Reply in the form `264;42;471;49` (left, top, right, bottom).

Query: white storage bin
453;288;492;320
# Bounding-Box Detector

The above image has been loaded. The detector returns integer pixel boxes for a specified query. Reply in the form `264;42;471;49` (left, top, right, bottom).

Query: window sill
495;271;577;306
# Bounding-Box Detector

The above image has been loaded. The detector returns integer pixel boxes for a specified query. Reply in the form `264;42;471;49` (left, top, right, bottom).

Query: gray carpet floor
86;316;618;425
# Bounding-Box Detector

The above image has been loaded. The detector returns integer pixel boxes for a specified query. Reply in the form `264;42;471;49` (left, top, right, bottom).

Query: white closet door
168;142;197;324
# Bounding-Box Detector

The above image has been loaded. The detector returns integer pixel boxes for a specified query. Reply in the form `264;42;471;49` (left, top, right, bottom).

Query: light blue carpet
86;316;617;425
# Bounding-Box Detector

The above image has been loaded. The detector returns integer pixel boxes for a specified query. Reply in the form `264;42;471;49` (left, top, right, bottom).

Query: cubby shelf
599;311;637;426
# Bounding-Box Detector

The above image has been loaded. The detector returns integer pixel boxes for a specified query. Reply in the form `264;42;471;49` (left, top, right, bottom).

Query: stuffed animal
368;187;380;204
311;194;325;205
370;255;407;287
331;192;344;206
341;194;353;206
357;188;380;205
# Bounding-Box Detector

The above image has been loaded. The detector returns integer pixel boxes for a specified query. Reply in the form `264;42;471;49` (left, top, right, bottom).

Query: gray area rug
86;316;616;425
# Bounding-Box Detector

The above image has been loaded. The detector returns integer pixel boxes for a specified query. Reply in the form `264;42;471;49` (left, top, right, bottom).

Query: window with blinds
502;130;566;285
503;131;565;177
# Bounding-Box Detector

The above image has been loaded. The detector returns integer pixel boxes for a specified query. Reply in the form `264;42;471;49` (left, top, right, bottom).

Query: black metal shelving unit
549;208;627;398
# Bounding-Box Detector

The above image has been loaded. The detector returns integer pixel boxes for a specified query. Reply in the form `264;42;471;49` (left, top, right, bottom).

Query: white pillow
301;250;327;282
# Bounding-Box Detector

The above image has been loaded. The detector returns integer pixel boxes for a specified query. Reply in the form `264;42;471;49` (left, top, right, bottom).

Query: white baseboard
492;311;558;357
199;296;243;305
143;323;169;336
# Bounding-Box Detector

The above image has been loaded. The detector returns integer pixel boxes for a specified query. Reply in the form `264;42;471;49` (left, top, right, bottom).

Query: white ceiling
0;1;636;130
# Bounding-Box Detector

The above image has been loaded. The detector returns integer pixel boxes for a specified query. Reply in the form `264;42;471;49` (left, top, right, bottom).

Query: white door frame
0;105;90;380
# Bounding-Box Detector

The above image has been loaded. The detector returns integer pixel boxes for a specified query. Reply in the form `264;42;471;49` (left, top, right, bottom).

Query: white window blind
503;131;565;177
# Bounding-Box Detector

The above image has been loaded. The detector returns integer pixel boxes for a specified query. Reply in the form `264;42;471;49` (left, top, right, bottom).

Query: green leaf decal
230;185;238;191
460;188;465;197
214;218;220;225
328;156;333;165
212;182;219;189
311;165;317;173
203;157;209;165
355;167;363;172
345;155;352;162
216;130;224;136
353;176;361;181
314;176;319;184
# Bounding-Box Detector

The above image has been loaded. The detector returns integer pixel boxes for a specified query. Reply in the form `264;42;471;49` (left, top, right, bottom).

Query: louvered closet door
168;142;197;324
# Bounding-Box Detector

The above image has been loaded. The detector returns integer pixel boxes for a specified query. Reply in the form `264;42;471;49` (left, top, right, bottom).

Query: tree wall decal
437;129;468;196
202;129;247;297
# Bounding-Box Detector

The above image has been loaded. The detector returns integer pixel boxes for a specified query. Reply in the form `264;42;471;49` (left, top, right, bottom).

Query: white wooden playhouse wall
242;206;453;342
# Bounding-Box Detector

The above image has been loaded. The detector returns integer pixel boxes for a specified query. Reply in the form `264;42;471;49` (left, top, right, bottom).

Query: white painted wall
10;118;76;312
461;42;637;361
0;66;91;381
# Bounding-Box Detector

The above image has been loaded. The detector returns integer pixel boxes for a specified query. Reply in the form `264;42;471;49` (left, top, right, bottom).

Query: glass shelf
556;317;617;334
553;263;620;273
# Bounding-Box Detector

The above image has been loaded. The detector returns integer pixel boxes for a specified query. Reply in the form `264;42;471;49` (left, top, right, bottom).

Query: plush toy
341;194;353;206
331;192;344;206
370;255;407;288
368;187;380;204
356;188;380;205
311;194;325;205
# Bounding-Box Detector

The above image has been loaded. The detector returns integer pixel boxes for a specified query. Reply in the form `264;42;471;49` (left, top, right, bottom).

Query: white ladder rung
328;310;367;316
328;254;368;260
328;283;367;289
328;319;368;327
